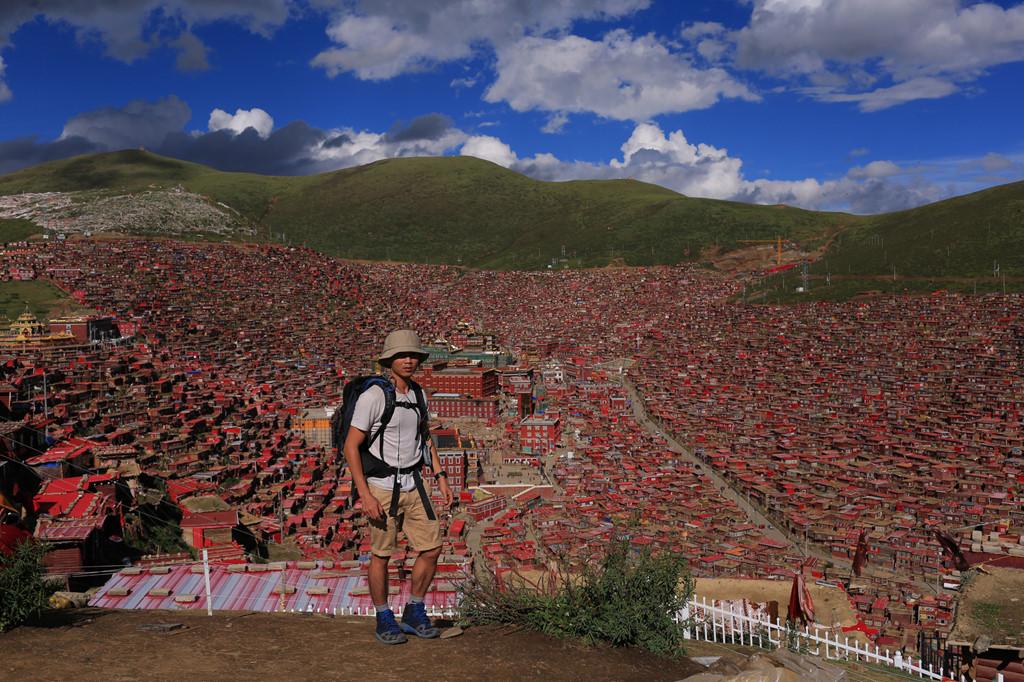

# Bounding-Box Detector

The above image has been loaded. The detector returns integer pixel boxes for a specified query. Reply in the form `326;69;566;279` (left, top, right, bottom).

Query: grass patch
971;602;1009;634
0;218;41;243
0;280;75;321
459;536;695;658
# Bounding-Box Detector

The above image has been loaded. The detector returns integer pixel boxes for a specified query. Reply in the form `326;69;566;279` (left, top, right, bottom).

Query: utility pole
278;491;287;611
202;548;213;616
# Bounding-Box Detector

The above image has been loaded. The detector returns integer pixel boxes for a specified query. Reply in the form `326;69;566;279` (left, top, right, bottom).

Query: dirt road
619;375;795;549
619;374;939;590
3;608;704;682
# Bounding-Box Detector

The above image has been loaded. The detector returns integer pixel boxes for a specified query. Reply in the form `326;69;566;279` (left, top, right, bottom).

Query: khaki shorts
366;484;441;557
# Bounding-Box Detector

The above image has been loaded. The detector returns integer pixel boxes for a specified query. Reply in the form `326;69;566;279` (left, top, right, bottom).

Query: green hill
3;150;1022;278
815;180;1024;278
0;150;849;269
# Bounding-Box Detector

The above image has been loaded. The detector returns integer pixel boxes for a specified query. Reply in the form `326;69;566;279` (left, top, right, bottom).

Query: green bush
0;540;52;631
460;537;695;658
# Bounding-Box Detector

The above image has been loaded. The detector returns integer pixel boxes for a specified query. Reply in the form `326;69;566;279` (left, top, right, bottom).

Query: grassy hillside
0;150;287;221
4;150;1022;277
814;181;1024;278
0;218;41;242
0;280;76;321
0;150;849;269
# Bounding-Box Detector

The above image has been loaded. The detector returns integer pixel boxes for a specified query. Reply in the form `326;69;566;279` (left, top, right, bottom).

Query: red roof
181;510;238;528
26;438;92;465
35;518;102;541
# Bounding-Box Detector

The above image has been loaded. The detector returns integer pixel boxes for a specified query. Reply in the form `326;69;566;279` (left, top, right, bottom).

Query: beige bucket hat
378;329;429;365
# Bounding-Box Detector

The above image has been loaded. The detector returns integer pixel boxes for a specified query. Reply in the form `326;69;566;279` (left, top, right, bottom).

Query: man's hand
438;476;454;510
360;489;385;521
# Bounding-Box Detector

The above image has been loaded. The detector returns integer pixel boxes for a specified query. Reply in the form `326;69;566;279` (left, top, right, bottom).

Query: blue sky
1;0;1023;213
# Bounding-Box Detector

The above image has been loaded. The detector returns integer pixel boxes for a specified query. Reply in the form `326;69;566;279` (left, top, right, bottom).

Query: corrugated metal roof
36;517;100;541
89;561;461;615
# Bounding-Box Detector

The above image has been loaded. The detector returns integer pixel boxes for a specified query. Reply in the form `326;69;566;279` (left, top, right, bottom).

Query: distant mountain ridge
1;149;1022;278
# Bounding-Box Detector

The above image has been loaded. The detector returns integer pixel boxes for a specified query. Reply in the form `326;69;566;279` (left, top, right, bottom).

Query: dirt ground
949;567;1024;645
694;577;870;645
2;609;705;682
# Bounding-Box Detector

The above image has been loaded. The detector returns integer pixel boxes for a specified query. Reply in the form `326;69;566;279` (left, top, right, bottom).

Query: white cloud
503;121;984;213
680;21;729;63
0;56;10;102
450;76;477;89
847;160;902;179
607;122;746;198
311;0;650;80
209;107;275;138
310;1;759;123
731;0;1024;109
486;31;758;121
804;77;957;112
541;112;570;134
975;152;1014;173
460;135;517;167
680;21;726;42
309;124;468;172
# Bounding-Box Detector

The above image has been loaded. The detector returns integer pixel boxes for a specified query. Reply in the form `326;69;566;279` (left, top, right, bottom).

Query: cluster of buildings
0;236;1019;663
631;293;1023;578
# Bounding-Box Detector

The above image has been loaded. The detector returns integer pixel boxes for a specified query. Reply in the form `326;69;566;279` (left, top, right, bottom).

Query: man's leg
399;489;442;638
369;553;390;606
410;545;441;599
367;487;406;645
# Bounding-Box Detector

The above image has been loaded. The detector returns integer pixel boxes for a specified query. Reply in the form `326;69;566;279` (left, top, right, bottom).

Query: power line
0;424;267;527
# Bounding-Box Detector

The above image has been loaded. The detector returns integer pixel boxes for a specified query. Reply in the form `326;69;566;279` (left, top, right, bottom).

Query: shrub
460;537;695;658
0;540;52;631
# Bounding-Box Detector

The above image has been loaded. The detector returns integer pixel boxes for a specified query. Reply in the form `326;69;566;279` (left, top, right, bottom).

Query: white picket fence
682;596;998;682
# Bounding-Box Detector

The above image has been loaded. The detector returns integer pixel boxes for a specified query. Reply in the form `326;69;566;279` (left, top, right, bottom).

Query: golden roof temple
0;309;81;350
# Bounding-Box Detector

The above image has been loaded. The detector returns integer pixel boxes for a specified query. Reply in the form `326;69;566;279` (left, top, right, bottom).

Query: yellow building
0;309;81;350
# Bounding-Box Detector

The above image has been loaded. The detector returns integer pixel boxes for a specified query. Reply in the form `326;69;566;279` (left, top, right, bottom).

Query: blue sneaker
400;601;440;639
375;609;408;645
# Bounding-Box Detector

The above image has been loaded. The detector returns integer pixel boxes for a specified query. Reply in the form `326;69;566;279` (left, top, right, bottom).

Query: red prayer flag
787;571;815;624
852;530;869;577
934;529;970;572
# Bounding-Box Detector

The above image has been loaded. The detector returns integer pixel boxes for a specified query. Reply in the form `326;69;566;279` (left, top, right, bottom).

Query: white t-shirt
351;384;428;492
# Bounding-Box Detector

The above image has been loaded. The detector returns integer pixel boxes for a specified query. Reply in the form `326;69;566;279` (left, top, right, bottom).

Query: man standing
343;329;454;645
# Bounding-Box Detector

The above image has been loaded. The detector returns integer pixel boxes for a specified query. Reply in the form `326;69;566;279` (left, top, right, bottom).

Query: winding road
618;372;808;556
617;370;941;591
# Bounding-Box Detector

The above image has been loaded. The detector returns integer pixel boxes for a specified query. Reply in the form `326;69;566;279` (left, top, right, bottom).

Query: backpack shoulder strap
364;377;396;450
409;379;429;438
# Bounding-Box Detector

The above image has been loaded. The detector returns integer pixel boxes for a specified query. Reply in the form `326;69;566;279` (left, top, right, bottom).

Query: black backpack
334;375;435;519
